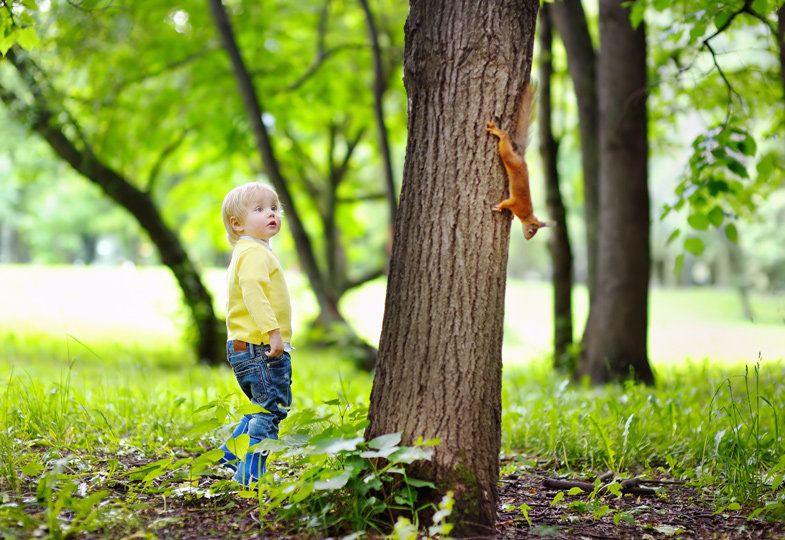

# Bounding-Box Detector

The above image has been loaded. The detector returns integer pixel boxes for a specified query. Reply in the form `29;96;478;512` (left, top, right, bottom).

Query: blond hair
221;182;280;246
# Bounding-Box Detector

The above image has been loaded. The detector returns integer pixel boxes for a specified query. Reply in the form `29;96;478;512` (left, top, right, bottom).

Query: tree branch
284;0;363;91
146;130;189;195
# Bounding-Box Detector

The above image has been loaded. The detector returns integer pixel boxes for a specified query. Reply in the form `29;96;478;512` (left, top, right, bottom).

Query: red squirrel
486;83;548;240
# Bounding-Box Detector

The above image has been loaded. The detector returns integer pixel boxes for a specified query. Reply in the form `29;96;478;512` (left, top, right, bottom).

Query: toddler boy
218;182;294;487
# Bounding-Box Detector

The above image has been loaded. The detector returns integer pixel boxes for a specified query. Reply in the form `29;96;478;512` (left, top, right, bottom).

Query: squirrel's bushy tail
514;83;537;153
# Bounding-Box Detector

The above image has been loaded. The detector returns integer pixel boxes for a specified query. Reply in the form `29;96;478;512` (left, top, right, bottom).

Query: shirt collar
239;235;271;250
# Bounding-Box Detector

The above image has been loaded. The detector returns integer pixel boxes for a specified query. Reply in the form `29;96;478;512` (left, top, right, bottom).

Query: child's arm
266;328;284;358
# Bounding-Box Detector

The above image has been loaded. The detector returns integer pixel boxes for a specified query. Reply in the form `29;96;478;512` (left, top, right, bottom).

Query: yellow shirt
226;238;292;345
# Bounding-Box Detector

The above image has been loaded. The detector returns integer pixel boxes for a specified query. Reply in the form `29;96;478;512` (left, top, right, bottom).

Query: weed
707;361;784;512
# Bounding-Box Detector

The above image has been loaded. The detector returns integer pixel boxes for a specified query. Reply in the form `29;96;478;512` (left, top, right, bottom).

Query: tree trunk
550;0;599;300
365;1;539;535
359;0;398;224
778;5;785;99
1;49;225;365
538;4;574;370
579;0;653;384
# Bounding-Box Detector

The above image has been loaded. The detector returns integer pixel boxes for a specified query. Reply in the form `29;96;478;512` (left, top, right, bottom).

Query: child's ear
230;216;244;233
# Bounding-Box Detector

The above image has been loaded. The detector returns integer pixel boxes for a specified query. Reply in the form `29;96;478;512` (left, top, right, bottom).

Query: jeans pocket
233;363;269;404
227;349;251;366
264;355;286;369
261;355;292;412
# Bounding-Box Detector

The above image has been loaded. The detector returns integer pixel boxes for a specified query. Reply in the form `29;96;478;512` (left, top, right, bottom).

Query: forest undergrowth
1;333;784;538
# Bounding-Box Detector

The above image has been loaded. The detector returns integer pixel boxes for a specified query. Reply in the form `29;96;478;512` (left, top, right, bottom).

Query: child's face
233;193;282;242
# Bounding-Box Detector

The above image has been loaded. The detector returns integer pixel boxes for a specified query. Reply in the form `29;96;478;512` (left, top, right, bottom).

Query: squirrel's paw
486;121;498;133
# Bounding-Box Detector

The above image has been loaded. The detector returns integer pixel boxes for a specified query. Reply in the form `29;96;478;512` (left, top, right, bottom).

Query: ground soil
140;467;785;539
494;468;785;539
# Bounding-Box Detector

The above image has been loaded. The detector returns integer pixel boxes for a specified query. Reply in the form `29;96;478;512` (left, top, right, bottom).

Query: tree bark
365;1;539;535
550;0;599;300
579;0;654;384
538;4;574;370
2;49;225;365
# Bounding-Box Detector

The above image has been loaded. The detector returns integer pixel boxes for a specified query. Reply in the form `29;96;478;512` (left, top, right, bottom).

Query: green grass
0;264;784;536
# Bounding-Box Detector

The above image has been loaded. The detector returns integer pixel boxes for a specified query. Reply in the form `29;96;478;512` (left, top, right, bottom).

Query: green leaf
707;206;725;227
193;448;225;466
368;432;402;451
192;400;222;414
187;417;223;436
314;470;352;491
727;159;749;179
15;26;39;50
413;436;442;447
290;481;314;502
567;487;584;496
551;491;564;506
684;237;705;256
771;473;783;492
734;130;757;157
405;477;435;488
236;403;268;415
707;179;730;196
22;462;44;477
359;447;399;459
687;213;710;230
666;229;680;245
389;446;433;464
0;31;15;56
714;10;733;30
311;436;364;455
518;503;532;527
725;223;738;244
224;433;250;461
605;481;623;497
628;2;645;28
756;153;776;179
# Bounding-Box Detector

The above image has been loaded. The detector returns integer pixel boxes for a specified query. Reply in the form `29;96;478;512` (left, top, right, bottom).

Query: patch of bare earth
495;469;785;539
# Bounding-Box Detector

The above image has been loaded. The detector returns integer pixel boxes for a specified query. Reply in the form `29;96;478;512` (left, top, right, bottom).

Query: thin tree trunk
579;0;653;384
359;0;398;224
778;5;785;98
208;0;337;323
727;237;755;322
538;3;574;369
2;50;225;365
550;0;599;301
365;1;539;534
208;0;378;369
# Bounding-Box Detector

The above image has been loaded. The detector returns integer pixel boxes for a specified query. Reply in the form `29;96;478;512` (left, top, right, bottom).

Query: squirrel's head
522;219;549;240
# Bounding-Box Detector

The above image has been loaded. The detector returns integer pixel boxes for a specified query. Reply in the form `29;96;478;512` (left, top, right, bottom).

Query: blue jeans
226;341;293;442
